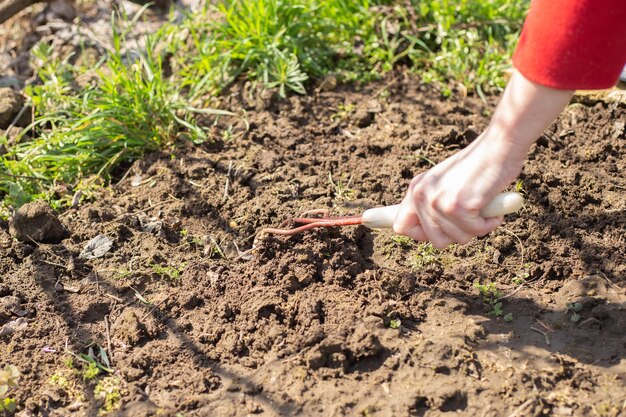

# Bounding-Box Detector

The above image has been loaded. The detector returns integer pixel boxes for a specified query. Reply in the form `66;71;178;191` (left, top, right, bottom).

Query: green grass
171;0;527;97
406;0;527;98
0;1;528;213
0;10;232;215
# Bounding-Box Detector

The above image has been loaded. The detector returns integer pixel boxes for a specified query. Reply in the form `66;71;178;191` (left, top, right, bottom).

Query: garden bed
2;72;625;416
1;1;625;416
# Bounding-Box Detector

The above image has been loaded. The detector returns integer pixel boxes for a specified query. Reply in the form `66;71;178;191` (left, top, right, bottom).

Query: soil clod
9;200;69;243
0;87;26;128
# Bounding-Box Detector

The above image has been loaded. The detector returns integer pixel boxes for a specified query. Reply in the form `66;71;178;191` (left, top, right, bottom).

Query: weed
49;373;70;389
512;267;530;285
474;281;507;317
151;263;185;281
474;281;502;304
566;301;583;323
64;356;75;369
389;318;401;329
133;289;153;306
390;235;414;248
328;173;357;201
171;0;526;97
0;365;19;413
173;0;335;98
361;405;378;417
331;103;356;120
115;269;133;280
514;180;526;196
67;345;114;377
94;376;123;414
511;274;526;285
180;229;205;247
406;0;527;97
408;242;444;269
82;362;101;381
490;301;504;317
504;312;514;322
48;369;87;404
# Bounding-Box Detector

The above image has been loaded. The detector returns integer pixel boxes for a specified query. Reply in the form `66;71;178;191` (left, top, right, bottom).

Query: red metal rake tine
259;215;363;236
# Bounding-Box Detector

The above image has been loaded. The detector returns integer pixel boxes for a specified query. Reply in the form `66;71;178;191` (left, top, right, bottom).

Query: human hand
393;70;574;248
392;132;524;248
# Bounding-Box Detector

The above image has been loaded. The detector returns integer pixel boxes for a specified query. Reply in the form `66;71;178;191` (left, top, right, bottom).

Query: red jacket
513;0;626;90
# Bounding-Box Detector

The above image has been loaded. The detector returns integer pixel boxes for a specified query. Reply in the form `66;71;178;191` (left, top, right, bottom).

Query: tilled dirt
1;72;625;416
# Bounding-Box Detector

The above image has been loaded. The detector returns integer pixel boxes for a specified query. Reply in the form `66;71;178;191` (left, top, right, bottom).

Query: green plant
566;301;583;323
331;102;355;120
389;318;401;329
328;172;357;201
514;179;526;195
82;362;101;381
408;242;442;268
504;312;513;322
94;376;123;413
174;0;336;98
406;0;528;97
66;345;113;378
390;235;414;248
474;281;506;317
0;398;16;414
0;365;19;414
171;0;526;96
0;11;233;214
115;269;133;280
151;263;185;281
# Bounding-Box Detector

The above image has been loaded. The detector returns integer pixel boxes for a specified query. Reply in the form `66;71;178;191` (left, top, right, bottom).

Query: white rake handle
361;192;524;229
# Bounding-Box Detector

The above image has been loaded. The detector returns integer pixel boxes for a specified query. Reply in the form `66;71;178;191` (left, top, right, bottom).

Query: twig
104;293;124;303
506;398;536;417
139;296;169;322
0;172;45;180
5;101;29;137
94;270;100;293
535;319;552;333
498;282;525;301
40;259;68;269
529;326;550;346
0;0;52;24
595;271;622;291
222;160;233;202
499;228;527;301
103;198;177;226
104;315;113;366
578;317;601;327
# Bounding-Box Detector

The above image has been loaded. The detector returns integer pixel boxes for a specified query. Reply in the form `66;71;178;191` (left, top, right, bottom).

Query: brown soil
1;72;625;417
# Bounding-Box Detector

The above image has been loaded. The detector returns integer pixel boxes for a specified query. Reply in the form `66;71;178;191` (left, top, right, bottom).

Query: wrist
476;123;530;166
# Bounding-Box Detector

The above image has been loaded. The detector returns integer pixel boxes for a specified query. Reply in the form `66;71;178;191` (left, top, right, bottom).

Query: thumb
477;215;504;237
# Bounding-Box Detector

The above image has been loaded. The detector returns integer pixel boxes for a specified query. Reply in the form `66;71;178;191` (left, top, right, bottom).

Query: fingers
392;179;505;248
392;193;428;241
393;185;455;248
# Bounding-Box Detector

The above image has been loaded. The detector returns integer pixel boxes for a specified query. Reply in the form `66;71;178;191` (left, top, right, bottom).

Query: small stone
9;201;69;243
112;309;143;346
0;87;25;129
354;109;374;128
0;77;23;89
49;0;77;20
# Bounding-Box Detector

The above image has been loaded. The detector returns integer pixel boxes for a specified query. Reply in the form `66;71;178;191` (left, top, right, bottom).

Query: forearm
480;70;574;162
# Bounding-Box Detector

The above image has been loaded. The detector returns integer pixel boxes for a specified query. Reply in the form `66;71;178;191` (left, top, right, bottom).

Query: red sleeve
513;0;626;90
